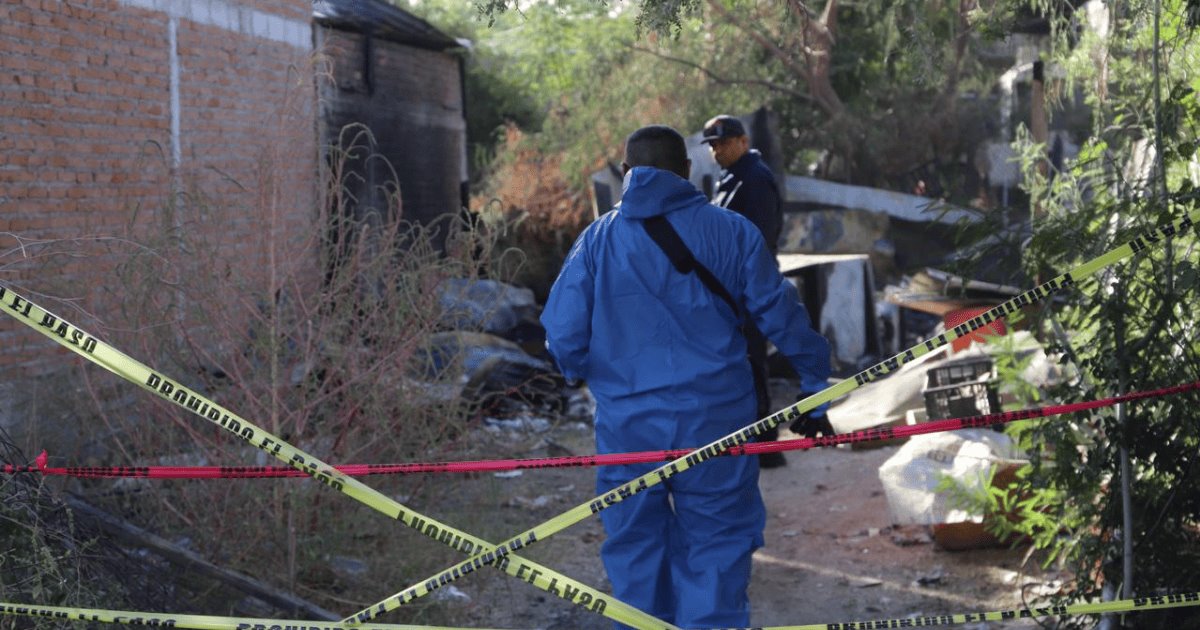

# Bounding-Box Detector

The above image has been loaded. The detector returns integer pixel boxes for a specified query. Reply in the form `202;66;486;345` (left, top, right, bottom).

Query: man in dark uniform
701;114;788;467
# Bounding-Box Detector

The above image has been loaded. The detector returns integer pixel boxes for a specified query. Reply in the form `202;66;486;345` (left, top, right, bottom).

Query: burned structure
315;0;469;252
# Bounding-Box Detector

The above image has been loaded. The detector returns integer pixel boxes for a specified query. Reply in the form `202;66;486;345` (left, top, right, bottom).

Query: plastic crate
923;381;1001;420
925;357;995;388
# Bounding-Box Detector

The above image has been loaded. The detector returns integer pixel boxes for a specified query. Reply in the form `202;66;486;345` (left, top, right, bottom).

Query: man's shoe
758;451;787;469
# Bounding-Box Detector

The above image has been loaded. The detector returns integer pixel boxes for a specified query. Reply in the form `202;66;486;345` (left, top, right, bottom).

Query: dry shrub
0;114;519;620
0;427;184;628
472;124;593;302
91;121;511;602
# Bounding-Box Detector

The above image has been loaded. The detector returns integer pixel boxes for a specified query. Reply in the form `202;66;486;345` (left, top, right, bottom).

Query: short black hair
624;125;689;177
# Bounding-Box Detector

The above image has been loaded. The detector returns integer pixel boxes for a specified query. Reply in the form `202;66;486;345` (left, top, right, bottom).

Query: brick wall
0;0;317;384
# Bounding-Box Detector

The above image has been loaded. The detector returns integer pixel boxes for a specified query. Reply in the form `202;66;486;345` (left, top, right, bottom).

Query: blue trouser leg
670;455;765;629
597;456;765;629
597;469;677;629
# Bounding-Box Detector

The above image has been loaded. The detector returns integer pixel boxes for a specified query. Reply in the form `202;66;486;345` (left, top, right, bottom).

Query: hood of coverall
616;166;709;219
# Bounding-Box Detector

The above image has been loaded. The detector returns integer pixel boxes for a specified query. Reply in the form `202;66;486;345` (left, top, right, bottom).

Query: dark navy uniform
713;149;783;425
712;149;782;255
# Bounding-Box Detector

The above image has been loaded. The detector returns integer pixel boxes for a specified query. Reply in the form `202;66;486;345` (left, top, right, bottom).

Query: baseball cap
700;115;746;144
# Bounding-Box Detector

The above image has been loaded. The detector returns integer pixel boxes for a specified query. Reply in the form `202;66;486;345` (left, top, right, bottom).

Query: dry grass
0;111;560;624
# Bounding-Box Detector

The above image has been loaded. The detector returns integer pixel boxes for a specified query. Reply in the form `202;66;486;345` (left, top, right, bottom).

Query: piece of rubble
433;585;471;602
506;495;555;509
914;568;945;586
890;526;933;547
438;278;541;341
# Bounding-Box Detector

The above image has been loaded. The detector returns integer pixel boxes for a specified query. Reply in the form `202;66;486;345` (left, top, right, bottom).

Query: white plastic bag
877;429;1023;525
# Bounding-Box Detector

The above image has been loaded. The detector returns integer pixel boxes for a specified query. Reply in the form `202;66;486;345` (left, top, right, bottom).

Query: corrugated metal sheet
313;0;461;50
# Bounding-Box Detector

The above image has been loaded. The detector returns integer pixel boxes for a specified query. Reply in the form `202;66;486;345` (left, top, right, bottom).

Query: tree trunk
803;0;843;119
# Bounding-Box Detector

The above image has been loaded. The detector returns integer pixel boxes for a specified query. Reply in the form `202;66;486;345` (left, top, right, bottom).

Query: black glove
789;410;835;438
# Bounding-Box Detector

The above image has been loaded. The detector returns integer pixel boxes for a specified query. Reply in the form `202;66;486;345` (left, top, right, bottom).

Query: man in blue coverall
541;125;831;629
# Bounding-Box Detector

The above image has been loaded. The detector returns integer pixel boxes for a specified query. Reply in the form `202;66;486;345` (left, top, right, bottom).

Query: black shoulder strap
642;216;740;317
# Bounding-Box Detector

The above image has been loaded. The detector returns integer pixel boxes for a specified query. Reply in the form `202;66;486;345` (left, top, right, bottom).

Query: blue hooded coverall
541;167;831;629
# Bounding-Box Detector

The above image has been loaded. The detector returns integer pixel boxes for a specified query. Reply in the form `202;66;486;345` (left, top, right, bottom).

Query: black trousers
743;321;777;441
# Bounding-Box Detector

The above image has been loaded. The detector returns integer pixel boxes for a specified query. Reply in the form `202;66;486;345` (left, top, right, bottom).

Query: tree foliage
955;1;1200;624
462;0;1009;194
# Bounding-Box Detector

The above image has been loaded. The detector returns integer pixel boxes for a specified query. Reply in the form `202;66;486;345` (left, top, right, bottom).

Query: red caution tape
9;380;1197;480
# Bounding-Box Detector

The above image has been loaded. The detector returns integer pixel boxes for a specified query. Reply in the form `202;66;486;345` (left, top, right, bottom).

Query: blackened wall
317;26;467;250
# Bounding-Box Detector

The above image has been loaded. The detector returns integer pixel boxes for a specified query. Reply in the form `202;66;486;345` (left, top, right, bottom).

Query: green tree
964;1;1200;625
469;0;1007;194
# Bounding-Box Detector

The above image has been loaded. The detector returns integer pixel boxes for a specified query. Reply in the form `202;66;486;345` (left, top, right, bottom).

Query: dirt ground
750;443;1053;630
413;394;1065;630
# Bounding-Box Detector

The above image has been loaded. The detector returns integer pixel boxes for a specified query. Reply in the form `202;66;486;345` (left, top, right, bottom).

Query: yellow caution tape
0;287;676;630
751;591;1200;629
0;601;503;629
346;206;1200;622
4;591;1198;629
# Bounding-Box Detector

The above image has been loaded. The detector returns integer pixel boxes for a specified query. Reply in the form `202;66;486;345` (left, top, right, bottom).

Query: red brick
0;0;317;375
